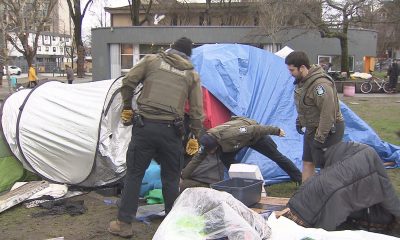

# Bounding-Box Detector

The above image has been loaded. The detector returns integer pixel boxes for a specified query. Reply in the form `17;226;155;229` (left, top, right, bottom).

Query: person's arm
251;125;281;139
188;72;204;138
120;56;151;110
313;81;337;143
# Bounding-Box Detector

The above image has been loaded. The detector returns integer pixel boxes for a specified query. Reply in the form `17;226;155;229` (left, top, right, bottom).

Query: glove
186;137;199;156
312;138;325;149
121;109;134;126
279;129;286;137
296;119;304;135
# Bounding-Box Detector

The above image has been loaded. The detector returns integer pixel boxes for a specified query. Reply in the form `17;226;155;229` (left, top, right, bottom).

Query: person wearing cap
108;37;204;238
181;116;302;188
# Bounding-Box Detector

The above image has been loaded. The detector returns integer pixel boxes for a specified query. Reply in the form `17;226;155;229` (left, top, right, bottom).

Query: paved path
0;73;93;101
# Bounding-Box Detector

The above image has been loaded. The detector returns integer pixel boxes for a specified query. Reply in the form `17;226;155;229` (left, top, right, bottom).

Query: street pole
69;9;73;70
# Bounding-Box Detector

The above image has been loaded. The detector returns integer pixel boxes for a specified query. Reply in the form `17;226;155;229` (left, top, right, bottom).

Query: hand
121;109;134;126
296;119;304;135
279;129;286;137
312;139;325;149
186;138;199;155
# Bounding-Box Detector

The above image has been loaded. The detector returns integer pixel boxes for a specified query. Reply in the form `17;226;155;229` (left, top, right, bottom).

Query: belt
143;118;174;125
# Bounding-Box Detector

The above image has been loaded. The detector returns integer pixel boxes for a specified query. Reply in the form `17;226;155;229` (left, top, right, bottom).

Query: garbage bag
153;188;271;240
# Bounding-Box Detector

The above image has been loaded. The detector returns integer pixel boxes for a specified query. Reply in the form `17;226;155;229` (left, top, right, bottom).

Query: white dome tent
1;78;131;187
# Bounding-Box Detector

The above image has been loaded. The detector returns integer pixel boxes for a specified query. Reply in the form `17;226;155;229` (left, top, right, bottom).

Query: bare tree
127;0;155;26
66;0;93;78
256;0;307;52
0;0;56;68
303;0;372;74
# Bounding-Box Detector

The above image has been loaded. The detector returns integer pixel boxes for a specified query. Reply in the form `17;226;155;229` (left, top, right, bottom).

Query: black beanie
172;37;193;57
199;134;219;151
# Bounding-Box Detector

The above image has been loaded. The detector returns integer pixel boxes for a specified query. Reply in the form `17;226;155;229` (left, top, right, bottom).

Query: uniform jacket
28;67;37;81
288;141;400;230
207;116;280;153
294;65;343;143
121;49;204;137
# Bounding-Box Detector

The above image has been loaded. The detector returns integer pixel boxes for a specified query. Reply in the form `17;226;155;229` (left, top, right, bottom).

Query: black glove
312;139;325;149
296;119;304;135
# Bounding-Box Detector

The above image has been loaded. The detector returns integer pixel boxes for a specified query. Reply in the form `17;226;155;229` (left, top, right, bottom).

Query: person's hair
285;51;311;69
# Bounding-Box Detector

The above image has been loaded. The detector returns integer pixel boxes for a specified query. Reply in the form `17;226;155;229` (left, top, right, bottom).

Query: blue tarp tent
191;44;400;184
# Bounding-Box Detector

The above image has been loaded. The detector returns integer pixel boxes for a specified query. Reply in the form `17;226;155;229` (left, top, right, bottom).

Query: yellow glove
186;138;199;155
121;109;134;125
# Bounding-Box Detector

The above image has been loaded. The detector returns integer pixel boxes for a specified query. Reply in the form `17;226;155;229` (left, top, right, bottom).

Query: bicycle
360;76;391;94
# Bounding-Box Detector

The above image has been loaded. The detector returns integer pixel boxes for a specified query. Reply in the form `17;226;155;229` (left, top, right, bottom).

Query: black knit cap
172;37;193;57
199;134;219;151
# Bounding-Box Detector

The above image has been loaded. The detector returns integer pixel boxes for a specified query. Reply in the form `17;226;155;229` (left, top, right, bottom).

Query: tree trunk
77;45;85;77
74;17;85;77
339;36;349;75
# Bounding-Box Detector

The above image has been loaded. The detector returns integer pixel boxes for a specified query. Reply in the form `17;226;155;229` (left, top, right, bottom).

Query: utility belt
133;114;185;137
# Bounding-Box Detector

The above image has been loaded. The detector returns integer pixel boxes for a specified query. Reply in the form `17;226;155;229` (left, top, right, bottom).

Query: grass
268;96;400;198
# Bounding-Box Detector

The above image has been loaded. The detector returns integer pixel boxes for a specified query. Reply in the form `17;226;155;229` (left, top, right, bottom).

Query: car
3;65;22;75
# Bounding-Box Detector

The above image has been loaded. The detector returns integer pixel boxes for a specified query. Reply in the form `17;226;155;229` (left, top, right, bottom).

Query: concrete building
92;2;377;81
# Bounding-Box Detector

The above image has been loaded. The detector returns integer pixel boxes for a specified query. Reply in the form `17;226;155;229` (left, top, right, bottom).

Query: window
318;55;355;72
44;36;48;40
45;46;49;52
66;38;70;42
53;47;56;52
121;44;133;70
38;46;41;51
52;36;56;41
60;37;64;41
60;47;63;53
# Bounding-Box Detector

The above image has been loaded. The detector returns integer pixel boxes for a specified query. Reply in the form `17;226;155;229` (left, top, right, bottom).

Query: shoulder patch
315;85;326;96
239;127;248;133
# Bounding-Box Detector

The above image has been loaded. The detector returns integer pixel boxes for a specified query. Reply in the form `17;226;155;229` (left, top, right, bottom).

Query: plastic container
343;85;355;97
210;178;263;207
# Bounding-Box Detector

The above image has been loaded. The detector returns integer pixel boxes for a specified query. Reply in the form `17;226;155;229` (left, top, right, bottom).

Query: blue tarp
191;44;400;184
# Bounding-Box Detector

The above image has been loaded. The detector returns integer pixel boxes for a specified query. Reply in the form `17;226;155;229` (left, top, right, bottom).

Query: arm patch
315;85;326;96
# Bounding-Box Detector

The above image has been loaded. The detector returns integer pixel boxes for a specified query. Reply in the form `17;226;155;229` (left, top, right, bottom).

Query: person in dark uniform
186;116;302;185
387;60;399;93
108;37;204;238
285;51;344;182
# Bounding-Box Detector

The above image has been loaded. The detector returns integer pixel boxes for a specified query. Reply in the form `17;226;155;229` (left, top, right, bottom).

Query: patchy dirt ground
0;192;162;240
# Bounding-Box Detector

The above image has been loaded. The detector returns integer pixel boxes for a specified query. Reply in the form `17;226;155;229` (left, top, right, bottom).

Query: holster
133;114;144;128
173;117;185;137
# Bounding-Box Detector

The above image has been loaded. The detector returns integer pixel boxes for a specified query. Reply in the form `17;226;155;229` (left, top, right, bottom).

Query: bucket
343;85;355;97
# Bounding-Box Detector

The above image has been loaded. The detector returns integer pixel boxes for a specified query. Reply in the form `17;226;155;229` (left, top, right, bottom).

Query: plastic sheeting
191;44;400;183
153;188;271;240
268;213;399;240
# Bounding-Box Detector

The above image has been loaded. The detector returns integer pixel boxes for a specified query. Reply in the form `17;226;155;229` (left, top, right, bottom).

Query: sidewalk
0;73;93;101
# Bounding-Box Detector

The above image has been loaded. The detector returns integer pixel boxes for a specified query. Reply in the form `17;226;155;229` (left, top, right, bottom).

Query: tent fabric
1;79;129;187
185;87;232;130
191;44;400;183
0;156;24;193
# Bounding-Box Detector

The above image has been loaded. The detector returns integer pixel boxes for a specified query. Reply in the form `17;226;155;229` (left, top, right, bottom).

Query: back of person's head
199;134;219;152
172;37;193;57
285;51;311;69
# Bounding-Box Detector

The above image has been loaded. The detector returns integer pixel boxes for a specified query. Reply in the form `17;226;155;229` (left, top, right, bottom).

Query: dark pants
219;136;302;182
304;121;345;168
68;80;73;84
118;122;183;223
389;76;398;91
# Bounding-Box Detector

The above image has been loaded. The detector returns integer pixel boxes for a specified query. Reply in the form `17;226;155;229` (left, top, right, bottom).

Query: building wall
92;26;377;81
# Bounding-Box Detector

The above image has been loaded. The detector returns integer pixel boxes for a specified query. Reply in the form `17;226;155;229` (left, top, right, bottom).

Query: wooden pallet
251;196;289;213
0;181;49;213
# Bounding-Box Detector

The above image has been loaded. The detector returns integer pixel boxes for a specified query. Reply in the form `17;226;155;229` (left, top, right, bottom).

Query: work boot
108;219;133;238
